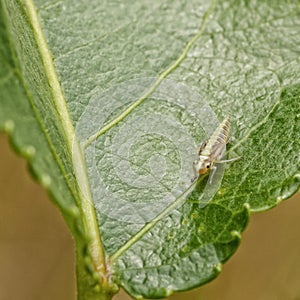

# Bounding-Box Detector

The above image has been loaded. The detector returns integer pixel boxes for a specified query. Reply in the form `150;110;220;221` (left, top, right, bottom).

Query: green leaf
1;0;300;299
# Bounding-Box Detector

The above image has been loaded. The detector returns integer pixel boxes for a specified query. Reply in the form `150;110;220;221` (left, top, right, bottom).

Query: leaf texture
1;0;300;299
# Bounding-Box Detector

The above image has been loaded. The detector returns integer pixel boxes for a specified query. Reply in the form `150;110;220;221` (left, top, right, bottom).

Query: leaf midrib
2;0;107;281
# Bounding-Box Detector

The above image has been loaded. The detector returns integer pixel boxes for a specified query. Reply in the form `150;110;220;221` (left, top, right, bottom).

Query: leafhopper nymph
192;116;239;183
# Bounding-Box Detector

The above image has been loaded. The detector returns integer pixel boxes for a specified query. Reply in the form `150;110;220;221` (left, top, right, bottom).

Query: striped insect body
193;116;238;183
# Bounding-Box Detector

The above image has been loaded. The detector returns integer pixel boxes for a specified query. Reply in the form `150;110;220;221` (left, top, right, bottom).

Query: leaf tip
276;195;283;204
165;288;174;297
3;120;15;133
214;263;222;273
230;230;241;240
243;202;251;211
21;145;36;159
40;174;52;188
293;173;300;182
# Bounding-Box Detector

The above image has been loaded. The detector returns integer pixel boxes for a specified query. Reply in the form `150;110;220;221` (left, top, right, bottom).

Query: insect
192;116;239;183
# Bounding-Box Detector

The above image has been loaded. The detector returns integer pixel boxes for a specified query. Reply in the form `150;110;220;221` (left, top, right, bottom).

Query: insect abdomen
214;117;230;144
200;117;230;157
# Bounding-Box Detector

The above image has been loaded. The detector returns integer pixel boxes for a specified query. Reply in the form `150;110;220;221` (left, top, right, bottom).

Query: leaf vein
83;0;217;148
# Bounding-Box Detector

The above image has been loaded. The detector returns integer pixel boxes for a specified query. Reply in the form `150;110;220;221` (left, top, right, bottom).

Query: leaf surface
0;0;300;299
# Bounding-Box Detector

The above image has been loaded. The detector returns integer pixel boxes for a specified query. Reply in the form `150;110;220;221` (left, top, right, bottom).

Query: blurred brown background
1;132;300;300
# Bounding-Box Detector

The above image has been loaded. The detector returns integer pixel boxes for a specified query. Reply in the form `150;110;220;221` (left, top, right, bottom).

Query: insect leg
191;175;198;183
216;156;241;164
208;165;217;184
198;140;207;155
226;136;233;144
